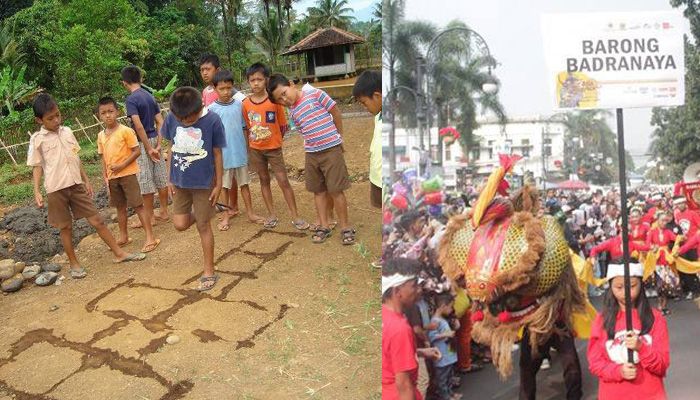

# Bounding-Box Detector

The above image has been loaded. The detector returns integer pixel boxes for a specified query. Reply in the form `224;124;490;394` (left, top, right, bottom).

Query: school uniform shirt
427;316;458;368
207;99;247;169
97;124;140;180
587;308;669;400
382;305;423;400
242;96;288;150
26;126;83;194
161;109;226;189
125;87;161;139
370;113;382;187
289;85;342;153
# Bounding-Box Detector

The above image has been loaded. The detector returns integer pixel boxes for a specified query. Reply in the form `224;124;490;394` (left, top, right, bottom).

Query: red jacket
630;222;650;246
590;236;650;260
587;308;669;400
646;228;676;266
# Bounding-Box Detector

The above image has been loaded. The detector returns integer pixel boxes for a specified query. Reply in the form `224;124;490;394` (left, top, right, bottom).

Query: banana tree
0;65;40;115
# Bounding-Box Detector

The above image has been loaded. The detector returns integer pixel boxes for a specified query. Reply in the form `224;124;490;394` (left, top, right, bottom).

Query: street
457;297;700;399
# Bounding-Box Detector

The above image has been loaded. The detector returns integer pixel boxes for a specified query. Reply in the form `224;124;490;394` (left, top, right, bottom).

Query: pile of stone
0;258;64;293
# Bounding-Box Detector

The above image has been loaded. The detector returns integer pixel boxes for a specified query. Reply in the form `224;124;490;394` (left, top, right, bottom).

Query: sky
403;0;691;168
295;0;377;21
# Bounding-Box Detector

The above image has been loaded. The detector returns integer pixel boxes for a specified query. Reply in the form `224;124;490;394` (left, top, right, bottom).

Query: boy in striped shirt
268;74;355;245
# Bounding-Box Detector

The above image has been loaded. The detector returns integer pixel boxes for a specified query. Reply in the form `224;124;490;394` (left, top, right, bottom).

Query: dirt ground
0;111;381;399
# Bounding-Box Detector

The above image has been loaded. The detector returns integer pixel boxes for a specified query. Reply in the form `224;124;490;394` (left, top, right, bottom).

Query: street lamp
541;113;567;190
420;27;498;168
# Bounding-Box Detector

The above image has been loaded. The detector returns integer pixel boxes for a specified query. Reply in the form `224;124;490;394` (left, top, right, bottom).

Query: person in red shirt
629;207;650;249
589;231;650;264
382;258;440;400
642;193;665;226
672;195;700;299
587;263;670;400
646;211;680;315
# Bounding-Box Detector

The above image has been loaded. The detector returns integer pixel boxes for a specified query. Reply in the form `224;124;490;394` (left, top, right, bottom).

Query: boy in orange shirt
28;94;146;279
97;97;160;253
242;63;308;230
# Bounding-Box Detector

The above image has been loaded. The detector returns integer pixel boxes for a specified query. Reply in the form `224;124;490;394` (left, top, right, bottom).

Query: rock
49;305;59;312
0;259;14;269
0;207;45;234
1;274;23;292
35;272;59;286
0;263;15;280
166;335;180;345
14;261;25;274
41;263;62;273
52;254;68;264
22;265;41;280
0;239;9;259
288;303;300;308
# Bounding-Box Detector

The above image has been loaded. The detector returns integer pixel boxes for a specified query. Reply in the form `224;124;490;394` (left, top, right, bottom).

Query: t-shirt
97;124;140;180
242;96;288;150
289;85;342;153
125;87;161;139
428;316;458;368
202;86;218;107
208;99;247;169
382;305;423;400
161;109;226;189
370;113;382;187
26;126;83;194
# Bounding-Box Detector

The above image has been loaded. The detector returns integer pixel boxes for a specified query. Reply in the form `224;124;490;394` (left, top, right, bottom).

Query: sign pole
616;108;634;363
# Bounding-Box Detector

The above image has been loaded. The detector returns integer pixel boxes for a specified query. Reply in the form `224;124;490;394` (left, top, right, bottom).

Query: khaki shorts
222;166;251;189
370;183;382;209
248;147;286;175
304;145;351;194
108;174;144;209
172;187;215;222
136;137;168;194
47;184;99;229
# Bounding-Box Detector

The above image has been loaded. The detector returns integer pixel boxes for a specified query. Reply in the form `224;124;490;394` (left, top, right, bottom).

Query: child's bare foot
154;210;170;222
249;213;266;225
263;216;278;229
129;218;156;228
116;237;133;247
218;216;231;231
141;238;161;253
228;209;240;217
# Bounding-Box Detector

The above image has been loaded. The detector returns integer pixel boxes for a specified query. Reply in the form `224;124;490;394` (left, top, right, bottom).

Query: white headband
673;197;687;205
606;263;643;281
381;273;416;295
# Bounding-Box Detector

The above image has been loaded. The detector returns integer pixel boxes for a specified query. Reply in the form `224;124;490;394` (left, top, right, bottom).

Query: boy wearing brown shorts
162;87;225;291
28;94;146;279
97;97;160;253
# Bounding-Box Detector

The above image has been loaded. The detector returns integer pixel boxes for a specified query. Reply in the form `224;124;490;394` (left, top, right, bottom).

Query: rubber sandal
217;221;230;231
291;219;310;230
215;202;231;212
117;238;133;247
264;217;279;229
141;239;161;253
309;223;321;232
196;274;219;292
341;228;356;245
312;227;332;244
115;252;146;263
70;267;87;279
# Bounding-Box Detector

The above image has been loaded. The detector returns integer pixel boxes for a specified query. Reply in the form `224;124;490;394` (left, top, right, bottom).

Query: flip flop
309;223;321;232
291;219;309;230
117;238;133;247
196;274;219;291
141;239;161;253
341;228;356;245
264;217;279;229
70;267;87;279
114;252;146;263
215;202;232;213
217;221;230;231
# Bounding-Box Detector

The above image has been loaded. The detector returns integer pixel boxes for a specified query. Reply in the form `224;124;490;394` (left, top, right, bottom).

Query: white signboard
542;11;687;109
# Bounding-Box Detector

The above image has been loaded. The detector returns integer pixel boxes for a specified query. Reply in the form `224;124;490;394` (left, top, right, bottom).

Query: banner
542;11;687;109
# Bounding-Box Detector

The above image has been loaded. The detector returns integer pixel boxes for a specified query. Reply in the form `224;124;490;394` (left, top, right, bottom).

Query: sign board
542;11;687;109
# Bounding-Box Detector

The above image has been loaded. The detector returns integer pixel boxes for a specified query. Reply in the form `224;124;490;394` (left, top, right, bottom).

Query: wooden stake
74;117;93;144
0;137;17;165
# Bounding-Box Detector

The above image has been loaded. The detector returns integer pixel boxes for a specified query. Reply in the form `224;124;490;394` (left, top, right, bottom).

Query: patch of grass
337;271;351;286
83;162;103;177
367;392;382;400
354;241;370;259
0;182;33;204
313;265;337;282
266;336;296;365
0;163;32;185
344;331;367;356
79;141;101;162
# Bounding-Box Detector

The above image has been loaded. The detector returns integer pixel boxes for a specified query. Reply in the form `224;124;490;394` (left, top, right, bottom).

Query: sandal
70;267;87;279
215;202;232;213
217;221;230;231
309;223;320;232
291;219;310;230
141;239;161;253
264;217;279;229
312;227;332;244
115;252;147;263
197;274;219;292
341;228;356;245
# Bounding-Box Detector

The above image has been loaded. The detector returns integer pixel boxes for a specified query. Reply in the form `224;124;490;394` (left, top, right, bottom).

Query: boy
162;87;225;291
428;293;460;400
268;74;355;245
97;97;160;253
352;70;383;209
199;53;248;108
208;70;264;230
242;63;308;230
28;94;145;278
121;65;170;227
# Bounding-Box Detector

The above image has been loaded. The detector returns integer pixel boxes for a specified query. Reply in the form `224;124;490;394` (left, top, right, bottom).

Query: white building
384;115;568;188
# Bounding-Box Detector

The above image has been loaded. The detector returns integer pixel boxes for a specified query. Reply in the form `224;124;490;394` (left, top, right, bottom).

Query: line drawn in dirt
0;228;301;399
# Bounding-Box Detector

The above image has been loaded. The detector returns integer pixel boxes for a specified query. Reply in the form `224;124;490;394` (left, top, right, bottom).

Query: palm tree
307;0;355;30
563;110;622;183
0;21;24;71
255;8;288;69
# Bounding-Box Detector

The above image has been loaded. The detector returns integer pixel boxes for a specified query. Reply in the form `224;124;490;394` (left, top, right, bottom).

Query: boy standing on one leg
29;94;146;279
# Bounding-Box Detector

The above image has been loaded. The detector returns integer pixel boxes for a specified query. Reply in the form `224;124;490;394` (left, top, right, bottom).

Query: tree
255;8;288;68
307;0;355;30
0;21;24;71
0;65;40;115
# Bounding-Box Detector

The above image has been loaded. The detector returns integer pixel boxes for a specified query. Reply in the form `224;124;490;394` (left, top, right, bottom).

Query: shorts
248;147;286;175
304;145;351;194
108;174;144;209
172;187;215;222
136;137;168;194
222;166;251;189
47;184;99;229
370;182;382;209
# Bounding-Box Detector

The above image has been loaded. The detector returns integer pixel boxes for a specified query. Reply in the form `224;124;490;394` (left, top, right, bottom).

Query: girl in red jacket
587;263;670;400
647;210;681;315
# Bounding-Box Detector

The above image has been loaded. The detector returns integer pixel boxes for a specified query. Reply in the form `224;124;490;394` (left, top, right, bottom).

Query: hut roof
282;27;365;55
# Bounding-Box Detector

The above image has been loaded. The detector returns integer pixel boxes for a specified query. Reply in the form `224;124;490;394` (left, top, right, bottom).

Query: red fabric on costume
642;207;659;225
630;222;650;247
590;235;650;259
456;311;473;370
646;228;676;266
587;308;669;400
679;232;700;255
382;305;423;400
675;209;700;239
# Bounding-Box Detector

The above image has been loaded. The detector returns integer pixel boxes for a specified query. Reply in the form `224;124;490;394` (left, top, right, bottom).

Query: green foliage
143;75;178;102
0;182;33;204
0;20;25;71
79;141;101;162
306;0;355;30
0;65;40;114
0;163;33;204
255;9;289;69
